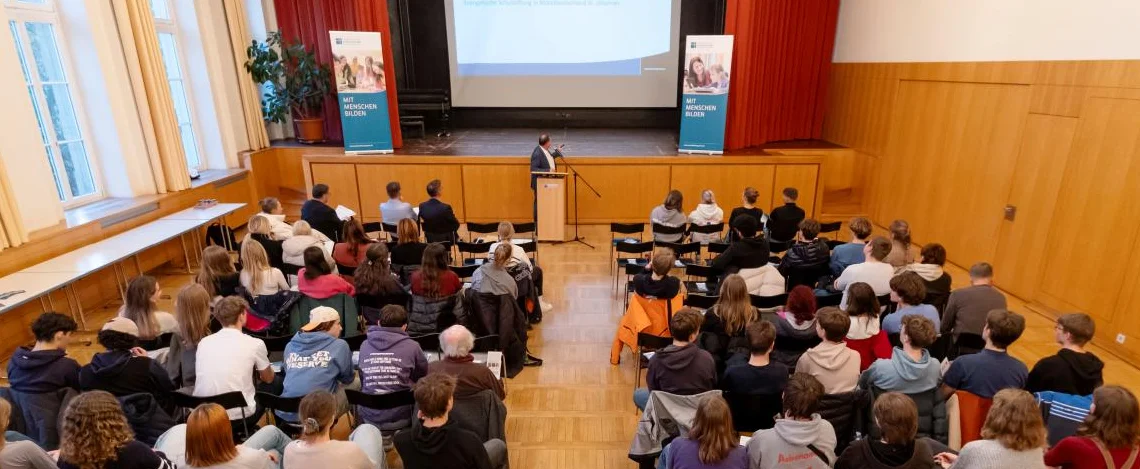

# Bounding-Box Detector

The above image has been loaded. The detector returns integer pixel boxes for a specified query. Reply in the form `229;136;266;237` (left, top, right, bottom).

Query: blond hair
982;389;1047;451
240;239;271;293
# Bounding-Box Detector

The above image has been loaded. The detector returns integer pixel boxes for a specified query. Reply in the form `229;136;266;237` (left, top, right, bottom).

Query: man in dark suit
300;183;342;241
530;134;563;226
766;187;806;242
418;179;460;243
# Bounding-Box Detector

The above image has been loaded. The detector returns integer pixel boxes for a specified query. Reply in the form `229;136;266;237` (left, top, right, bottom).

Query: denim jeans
154;424;292;468
4;430;32;443
349;424;387;469
633;387;650;411
657;440;674;469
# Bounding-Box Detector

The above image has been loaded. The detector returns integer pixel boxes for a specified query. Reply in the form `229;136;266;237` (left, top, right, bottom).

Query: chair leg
241;409;249;441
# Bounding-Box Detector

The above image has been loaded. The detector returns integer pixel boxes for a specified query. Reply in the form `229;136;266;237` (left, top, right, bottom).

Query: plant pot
294;118;326;143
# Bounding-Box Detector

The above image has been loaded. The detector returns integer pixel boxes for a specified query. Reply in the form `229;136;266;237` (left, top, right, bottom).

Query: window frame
150;0;207;173
7;0;104;207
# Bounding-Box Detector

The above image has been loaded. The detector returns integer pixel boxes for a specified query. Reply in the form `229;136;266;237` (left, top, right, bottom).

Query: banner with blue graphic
679;35;734;154
330;31;393;154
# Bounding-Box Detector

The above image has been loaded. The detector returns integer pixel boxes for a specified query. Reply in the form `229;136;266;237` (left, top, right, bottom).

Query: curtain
723;0;840;150
114;0;191;192
222;0;271;150
0;154;27;250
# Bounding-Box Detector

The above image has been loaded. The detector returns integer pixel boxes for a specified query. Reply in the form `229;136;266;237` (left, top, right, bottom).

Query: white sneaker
540;298;554;313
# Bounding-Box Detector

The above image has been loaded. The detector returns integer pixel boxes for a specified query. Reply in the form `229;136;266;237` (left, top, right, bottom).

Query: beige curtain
114;0;191;193
0;154;27;251
222;0;271;150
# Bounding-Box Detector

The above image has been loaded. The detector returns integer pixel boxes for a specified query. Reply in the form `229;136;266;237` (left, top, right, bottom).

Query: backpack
206;223;238;250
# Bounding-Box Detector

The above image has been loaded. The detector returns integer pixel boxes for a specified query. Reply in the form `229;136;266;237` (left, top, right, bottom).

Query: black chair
826;239;846;250
255;392;304;436
336;263;357;278
724;392;783;432
819;221;842;238
472;334;502;352
651;223;687;242
262;335;292;354
952;333;986;359
362;222;385;240
170;391;251;438
654;241;701;264
634;333;674;390
453;264;478;281
816;292;842;308
888;333;902;349
623;263;648;311
382;223;399;239
614;241;654;290
707;242;730;255
929;334;953;361
750;293;788;310
139;332;174;351
877;294;896;314
512;222;536;240
517;240;538;264
769;239;791;255
784;263;830;290
683;294;718;310
281;263;302;279
688;222;725;240
344;389;415;428
411;333;441;353
774;334;822;356
345;333;367;350
465;222;498;242
610;222;646;265
456;241;492;265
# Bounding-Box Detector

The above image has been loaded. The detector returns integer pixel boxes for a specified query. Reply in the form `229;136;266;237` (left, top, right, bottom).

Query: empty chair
683;294;718;311
819;221;842;238
613;241;654;290
610;223;646;264
512;222;536;241
452;264;478;281
255;392;304;436
653;241;701;265
361;222;385;240
465;222;498;242
456;241;492;265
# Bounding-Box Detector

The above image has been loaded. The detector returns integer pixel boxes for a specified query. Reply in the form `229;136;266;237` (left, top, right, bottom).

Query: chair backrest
170;390;247;412
684;263;713;279
707;242;730;254
654;241;701;257
345;333;367;350
255;392;302;414
456;241;492;255
816;293;842;307
616;241;654;255
956;390;993;446
769;239;791;254
953;333;986;359
382;223;399;235
452;264;478;280
785;263;830;290
888;333;902;349
345;388;415;410
465;222;499;237
631;294;679;338
511;222;536;238
652;223;687;237
750;293;788;310
280;263;302;277
819;221;842;235
262;335;292;354
362;222;384;238
411;333;441;352
826;239;845;250
723;392;783;432
624;263;647;276
610;222;645;235
877;294;895;314
516;240;538;253
472;334;502;352
683;294;718;310
774;333;822;353
689;223;725;235
336;263;357;277
140;332;174;351
637;332;673;351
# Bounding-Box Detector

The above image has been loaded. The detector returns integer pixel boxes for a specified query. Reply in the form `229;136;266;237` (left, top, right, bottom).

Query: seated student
410;243;461;298
881;271;940;334
688;189;725;243
1026;312;1104;396
1045;385;1140;469
240;239;290;297
79;317;176;398
710;215;770;274
633;250;682;300
0;399;56;469
904;243;952;308
721;321;788;396
359;305;428;428
353;243;407;314
834;236;895;310
429;325;506;400
778;218;831;275
332;218;375;274
300;183;343;242
246;215;287;270
298;246;356;298
860;315;942;394
837;392;942;469
417;179;461;243
380;181;416;225
766;187;806;242
394;373;508;469
6;312;80;394
488;221;531;267
119;275;177;341
698;274;757;369
195;245;240;299
633;308;717;411
884;220;915;273
830;216;872;277
795;307;861;394
194;297;275;431
153;403;291;469
391;218;428;267
940;309;1028;400
940;262;1006;339
473;244;519;298
775;285;818;341
935;389;1047;469
657;395;748;469
728;187;764;229
844;283;891;371
283;221;329;267
280;307;356;421
747;373;837;468
167;284;212;390
283;390;384;469
650;190;687;242
57;391;174;469
260;196;296;240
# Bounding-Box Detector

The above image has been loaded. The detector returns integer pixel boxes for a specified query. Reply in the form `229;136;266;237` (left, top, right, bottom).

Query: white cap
301;306;340;332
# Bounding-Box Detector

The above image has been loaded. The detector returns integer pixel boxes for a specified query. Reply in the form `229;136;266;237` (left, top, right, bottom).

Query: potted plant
245;31;332;143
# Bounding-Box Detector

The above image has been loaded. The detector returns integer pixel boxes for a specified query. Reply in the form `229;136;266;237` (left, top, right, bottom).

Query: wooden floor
7;224;1140;468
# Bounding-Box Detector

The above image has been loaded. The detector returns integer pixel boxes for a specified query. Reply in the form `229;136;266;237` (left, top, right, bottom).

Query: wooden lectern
533;171;567;241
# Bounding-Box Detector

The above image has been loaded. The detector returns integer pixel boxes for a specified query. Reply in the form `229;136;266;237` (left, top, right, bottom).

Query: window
151;0;203;172
7;0;101;205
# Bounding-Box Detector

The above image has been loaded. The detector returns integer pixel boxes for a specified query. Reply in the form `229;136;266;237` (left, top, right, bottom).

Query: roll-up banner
330;31;393;154
678;35;734;154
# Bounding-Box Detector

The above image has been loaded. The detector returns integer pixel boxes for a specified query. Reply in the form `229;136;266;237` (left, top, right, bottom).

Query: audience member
167;284;211;389
698;274;757;369
0;398;55;468
353;243;407;313
283;220;328;267
688;189;725;243
300;183;342;241
941;263;1007;339
244;215;285;269
391;218;428;266
393;373;508;469
430;325;506;399
634;308;717;410
1026;313;1104;395
195;245;240;298
795;307;860;394
119;275;176;341
727;187;764;238
720;321;788;396
830;217;872;277
239;239;290;297
194;297;275;429
881;272;940;334
778;218;831;274
658;395;748;469
380;181;416;225
6;312;80;394
860;315;941;394
836;392;940;469
57;391;174;469
775;286;818;341
298;246;356;298
473;243;519;298
488;221;531;267
935;389;1046;468
747;373;837;468
283;390;383;469
884;220;914;272
79;317;176;397
844;283;891;371
280;307;356;421
941;309;1028;399
651;190;687;242
834;236;894;309
633;250;682;300
418;179;460;243
904;243;952;308
153;403;290;469
332;218;374;272
1045;385;1140;469
410;243;461;297
260;196;295;240
711;215;770;273
359;305;428;428
766;187;805;242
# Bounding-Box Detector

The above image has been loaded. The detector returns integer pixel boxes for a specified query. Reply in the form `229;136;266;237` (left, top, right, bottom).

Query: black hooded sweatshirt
6;347;80;393
78;350;176;398
1026;348;1104;395
646;343;717;394
393;419;492;469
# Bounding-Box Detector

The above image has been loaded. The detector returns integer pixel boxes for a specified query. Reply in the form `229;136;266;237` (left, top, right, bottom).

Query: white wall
833;0;1140;63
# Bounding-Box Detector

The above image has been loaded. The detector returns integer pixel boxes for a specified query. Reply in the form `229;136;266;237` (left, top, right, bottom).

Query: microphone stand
554;153;600;248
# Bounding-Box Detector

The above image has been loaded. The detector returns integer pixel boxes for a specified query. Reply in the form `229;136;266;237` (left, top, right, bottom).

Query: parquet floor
7;224;1140;469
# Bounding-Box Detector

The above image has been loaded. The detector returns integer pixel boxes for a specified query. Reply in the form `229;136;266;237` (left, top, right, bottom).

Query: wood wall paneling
354;164;466;222
668;164;776;217
461;165;532;222
567;165;671;224
772;165;821;218
310;163;362;217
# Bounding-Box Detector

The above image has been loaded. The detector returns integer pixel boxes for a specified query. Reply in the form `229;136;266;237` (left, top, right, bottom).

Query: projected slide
444;0;682;108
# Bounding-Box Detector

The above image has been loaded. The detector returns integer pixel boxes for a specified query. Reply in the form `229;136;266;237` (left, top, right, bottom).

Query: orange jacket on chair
610;293;685;364
956;390;993;446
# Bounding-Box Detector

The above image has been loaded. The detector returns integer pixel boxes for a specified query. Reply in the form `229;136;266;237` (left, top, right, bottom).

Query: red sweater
297;269;356;299
1046;436;1140;469
845;331;891;371
410;270;461;297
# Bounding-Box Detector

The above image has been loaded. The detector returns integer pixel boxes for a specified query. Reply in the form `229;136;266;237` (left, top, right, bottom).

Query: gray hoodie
747;415;838;469
859;347;941;394
651;205;687;242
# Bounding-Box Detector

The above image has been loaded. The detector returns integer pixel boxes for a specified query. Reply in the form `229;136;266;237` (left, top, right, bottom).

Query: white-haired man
428;325;505;400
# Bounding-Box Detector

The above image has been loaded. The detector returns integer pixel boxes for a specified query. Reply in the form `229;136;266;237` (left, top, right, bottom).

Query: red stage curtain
723;0;839;150
273;0;403;147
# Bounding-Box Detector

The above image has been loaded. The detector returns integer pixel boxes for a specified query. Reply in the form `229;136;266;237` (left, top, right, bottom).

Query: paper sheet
335;205;356;221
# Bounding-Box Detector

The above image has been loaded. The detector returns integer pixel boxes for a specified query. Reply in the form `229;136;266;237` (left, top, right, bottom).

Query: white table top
0;272;81;314
22;219;203;274
158;203;245;222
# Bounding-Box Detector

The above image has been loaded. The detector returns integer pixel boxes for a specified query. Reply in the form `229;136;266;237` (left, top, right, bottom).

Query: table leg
70;285;87;330
179;233;193;273
48;292;56;311
134;255;143;275
114;263;126;300
39;296;49;312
